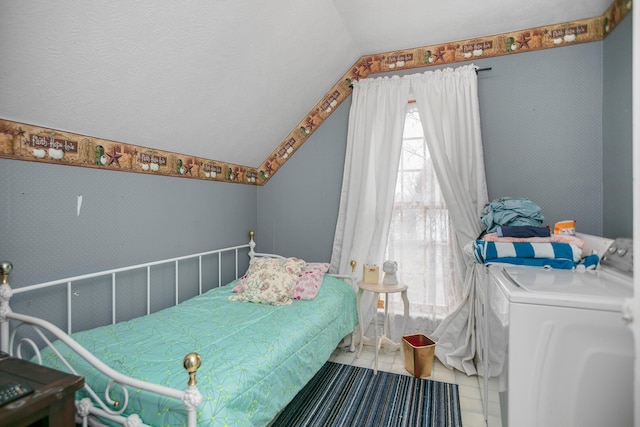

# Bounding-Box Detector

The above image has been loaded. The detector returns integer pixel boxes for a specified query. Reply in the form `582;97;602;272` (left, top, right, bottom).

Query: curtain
330;75;410;337
331;65;487;374
410;66;488;248
410;66;488;374
330;75;411;275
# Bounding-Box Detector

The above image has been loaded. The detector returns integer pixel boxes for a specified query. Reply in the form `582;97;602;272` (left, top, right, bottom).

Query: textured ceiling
333;0;614;54
0;0;614;168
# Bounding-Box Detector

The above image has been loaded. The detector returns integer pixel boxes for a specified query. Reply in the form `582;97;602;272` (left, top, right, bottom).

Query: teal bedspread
40;275;358;426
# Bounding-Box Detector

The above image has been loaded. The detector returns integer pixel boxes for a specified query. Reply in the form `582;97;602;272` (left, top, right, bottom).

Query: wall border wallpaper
0;0;631;185
0;120;257;185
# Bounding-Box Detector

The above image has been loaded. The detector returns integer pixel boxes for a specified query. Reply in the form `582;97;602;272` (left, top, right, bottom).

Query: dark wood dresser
0;354;84;427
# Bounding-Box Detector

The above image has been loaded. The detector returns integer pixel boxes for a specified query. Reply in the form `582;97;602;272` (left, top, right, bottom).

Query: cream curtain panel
330;65;488;373
330;75;411;276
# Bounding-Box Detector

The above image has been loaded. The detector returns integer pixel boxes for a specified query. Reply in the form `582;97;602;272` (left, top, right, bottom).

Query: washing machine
476;235;634;427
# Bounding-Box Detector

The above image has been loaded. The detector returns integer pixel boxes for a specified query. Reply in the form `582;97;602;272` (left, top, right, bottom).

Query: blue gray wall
258;16;632;260
1;159;257;287
256;99;349;261
477;43;603;234
602;16;633;238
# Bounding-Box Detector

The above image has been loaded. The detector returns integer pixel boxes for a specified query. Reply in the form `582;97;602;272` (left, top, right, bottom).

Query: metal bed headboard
2;233;254;338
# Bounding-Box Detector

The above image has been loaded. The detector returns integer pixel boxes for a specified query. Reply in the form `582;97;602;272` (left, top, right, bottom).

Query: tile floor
329;343;487;427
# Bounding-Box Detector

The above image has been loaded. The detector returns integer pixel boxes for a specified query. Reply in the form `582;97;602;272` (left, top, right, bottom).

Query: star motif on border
351;67;363;81
516;33;531;49
433;48;446;62
305;117;315;132
106;146;122;167
183;162;194;175
361;57;375;74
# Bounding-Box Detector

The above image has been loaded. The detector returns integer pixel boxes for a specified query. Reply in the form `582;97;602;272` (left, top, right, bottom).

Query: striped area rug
270;361;463;427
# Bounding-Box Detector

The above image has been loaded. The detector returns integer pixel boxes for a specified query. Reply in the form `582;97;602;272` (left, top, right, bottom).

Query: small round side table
356;281;409;374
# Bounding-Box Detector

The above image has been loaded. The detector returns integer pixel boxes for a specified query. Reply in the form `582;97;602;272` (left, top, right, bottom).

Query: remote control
0;382;34;406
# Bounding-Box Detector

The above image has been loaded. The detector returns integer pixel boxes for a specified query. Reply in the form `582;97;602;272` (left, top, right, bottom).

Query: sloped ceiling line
0;0;630;185
258;0;629;184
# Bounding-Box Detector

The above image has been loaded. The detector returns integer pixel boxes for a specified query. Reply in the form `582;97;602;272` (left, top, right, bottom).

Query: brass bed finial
248;230;256;258
183;353;202;387
350;260;357;273
0;262;12;285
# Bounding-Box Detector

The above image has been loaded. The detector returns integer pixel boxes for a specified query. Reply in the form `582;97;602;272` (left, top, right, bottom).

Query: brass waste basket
402;334;437;378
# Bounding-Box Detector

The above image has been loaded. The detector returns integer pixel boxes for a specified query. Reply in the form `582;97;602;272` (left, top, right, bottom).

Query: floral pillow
228;257;305;306
232;262;329;301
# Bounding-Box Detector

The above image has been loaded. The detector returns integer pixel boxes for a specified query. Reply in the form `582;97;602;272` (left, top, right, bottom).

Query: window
385;105;461;320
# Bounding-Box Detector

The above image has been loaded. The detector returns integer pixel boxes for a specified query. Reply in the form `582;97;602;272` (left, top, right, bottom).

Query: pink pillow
233;262;329;301
293;262;329;300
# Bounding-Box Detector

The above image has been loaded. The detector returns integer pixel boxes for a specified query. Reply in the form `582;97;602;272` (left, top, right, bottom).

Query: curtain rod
407;66;491;104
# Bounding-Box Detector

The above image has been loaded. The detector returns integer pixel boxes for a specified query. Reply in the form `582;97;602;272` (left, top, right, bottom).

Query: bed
0;232;358;426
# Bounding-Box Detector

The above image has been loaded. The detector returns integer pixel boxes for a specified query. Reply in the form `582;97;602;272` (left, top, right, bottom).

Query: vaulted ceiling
0;0;620;182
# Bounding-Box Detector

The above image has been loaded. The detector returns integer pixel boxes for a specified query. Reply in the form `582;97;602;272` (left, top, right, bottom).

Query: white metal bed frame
0;231;354;427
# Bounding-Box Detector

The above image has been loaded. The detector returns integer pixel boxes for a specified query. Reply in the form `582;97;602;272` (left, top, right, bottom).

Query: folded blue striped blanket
474;240;583;269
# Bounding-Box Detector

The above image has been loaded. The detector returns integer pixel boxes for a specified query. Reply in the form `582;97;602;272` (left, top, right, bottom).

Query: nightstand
0;355;84;427
356;281;409;374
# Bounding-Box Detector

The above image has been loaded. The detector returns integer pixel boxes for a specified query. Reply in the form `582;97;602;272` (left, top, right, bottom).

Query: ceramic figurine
382;260;398;285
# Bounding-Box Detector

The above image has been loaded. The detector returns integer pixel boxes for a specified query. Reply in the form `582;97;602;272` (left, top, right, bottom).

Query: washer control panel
601;237;633;274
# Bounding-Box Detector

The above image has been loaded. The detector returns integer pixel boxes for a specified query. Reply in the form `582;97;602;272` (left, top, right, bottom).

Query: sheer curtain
331;65;488;373
385;106;460;336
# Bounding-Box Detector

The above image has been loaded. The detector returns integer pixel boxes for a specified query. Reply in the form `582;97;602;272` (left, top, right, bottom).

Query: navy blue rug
270;361;463;427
